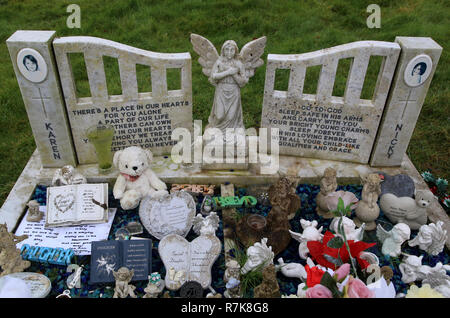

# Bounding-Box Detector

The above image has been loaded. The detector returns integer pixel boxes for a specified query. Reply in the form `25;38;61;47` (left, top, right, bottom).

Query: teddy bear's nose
132;166;138;171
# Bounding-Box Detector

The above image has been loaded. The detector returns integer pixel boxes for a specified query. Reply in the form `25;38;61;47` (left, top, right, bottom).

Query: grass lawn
0;0;448;206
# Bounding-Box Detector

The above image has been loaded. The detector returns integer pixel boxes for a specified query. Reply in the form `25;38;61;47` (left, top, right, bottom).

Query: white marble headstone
261;41;400;164
52;36;192;164
139;191;196;240
158;233;221;290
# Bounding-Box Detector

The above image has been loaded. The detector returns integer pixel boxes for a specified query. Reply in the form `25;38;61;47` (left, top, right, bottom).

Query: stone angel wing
289;229;306;244
376;224;391;243
239;36;267;79
427;222;447;255
192;213;205;236
190;33;220;78
207;212;220;232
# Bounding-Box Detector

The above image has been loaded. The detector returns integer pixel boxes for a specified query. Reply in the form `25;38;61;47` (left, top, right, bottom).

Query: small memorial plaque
89;239;152;284
139;191;196;240
158;234;221;290
0;272;51;298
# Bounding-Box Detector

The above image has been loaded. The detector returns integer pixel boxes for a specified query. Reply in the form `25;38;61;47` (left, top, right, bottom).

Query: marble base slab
1;148;449;249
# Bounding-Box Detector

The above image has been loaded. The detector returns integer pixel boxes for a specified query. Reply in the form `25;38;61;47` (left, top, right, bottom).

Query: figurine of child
224;259;241;284
26;200;43;222
143;272;165;298
52;165;87;186
316;167;338;218
112;267;137;298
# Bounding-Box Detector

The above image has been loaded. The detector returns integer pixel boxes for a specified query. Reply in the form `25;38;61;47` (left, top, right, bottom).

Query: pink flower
347;277;375;298
325;191;359;212
306;284;333;298
335;263;350;281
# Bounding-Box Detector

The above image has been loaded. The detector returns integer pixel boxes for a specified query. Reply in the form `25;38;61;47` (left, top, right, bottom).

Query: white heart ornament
139;191;196;240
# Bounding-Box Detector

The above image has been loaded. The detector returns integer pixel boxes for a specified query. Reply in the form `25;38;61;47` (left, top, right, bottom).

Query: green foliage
326;236;345;249
1;0;449;206
319;271;342;298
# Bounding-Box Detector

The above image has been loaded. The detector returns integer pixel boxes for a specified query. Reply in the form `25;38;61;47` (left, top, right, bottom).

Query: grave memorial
1;29;449;299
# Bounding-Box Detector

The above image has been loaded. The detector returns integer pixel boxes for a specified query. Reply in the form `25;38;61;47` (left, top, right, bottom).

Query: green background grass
0;0;448;206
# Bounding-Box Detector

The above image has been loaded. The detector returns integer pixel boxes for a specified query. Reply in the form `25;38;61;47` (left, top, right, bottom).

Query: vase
86;124;115;174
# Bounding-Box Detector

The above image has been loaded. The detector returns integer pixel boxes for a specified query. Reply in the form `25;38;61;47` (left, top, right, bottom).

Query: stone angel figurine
376;223;411;257
190;34;266;133
289;219;324;259
192;212;220;236
408;221;447;256
112;267;137;298
241;238;274;275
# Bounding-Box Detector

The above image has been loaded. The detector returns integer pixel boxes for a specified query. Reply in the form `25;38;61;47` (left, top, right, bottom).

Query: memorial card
89;239;152;284
15;207;116;255
46;183;108;227
158;234;221;290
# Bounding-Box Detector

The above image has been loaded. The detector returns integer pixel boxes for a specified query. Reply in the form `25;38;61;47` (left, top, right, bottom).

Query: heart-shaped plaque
139;191;196;240
158;234;221;290
54;193;75;213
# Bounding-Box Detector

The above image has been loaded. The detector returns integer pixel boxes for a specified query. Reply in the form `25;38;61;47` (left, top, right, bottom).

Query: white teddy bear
113;146;168;210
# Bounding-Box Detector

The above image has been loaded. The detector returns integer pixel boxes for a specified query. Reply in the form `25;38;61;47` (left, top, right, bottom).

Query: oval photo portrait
16;48;48;83
404;54;432;87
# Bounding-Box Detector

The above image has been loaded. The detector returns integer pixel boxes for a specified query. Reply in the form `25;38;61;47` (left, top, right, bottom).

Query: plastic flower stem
338;213;359;280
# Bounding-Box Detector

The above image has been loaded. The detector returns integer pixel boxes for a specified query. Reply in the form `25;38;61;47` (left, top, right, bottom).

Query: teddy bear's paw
113;191;124;200
120;199;140;211
153;179;167;191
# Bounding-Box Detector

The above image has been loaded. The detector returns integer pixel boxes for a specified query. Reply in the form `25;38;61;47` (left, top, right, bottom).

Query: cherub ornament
241;238;274;275
26;200;43;222
224;259;240;284
399;254;450;295
408;221;446;255
330;216;365;241
276;258;307;280
192;212;220;237
0;224;30;277
190;34;266;133
355;173;383;230
316;167;338;218
112;267;136;298
376;223;411;257
289;219;324;259
51;165;87;186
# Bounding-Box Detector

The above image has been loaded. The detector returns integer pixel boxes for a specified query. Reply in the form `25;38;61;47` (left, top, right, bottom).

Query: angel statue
192;212;220;236
190;34;266;134
376;223;411;257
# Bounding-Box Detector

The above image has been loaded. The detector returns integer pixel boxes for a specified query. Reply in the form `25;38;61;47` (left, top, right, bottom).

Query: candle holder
236;214;267;247
247;214;266;231
86;124;115;174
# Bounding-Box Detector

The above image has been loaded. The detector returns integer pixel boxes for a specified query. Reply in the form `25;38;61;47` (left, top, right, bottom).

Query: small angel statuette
190;34;266;133
376;223;411;257
241;238;274;275
399;254;450;297
112;267;137;298
52;165;87;186
289;219;324;259
408;221;447;256
192;212;220;236
330;216;365;242
26;200;43;222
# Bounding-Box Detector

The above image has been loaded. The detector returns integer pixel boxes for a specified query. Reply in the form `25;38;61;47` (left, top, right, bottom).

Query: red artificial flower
304;265;325;288
307;231;376;270
430;185;438;194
